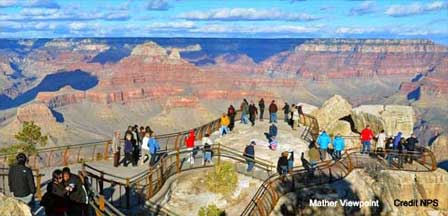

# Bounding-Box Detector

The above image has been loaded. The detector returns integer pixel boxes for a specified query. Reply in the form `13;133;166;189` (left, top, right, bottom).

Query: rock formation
0;193;32;216
351;105;415;137
311;95;352;134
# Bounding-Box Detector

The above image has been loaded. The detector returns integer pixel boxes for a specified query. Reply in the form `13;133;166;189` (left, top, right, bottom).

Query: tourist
308;143;320;175
42;169;67;216
291;104;300;130
139;126;146;143
388;132;402;167
277;151;289;176
202;134;213;165
269;139;278;151
131;125;140;166
227;105;236;131
385;135;394;150
282;102;290;123
185;129;196;165
258;98;265;121
123;133;133;167
297;104;304;126
269;100;278;123
8;153;35;206
140;132;150;165
220;113;230;137
405;133;419;164
244;140;256;172
287;150;294;172
317;130;330;160
264;123;278;142
376;129;387;155
240;99;249;124
333;134;345;160
148;133;161;166
62;167;88;216
112;131;120;167
249;100;258;126
360;125;375;154
145;126;153;136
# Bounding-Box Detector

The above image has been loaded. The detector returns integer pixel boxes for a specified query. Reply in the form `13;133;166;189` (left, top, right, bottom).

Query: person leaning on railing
202;134;214;165
8;153;36;206
148;133;161;166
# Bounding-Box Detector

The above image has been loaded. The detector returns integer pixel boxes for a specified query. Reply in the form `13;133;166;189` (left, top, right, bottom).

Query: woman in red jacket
185;130;195;165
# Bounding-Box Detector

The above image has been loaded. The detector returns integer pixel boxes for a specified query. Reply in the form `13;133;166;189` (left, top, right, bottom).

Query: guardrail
0;168;45;200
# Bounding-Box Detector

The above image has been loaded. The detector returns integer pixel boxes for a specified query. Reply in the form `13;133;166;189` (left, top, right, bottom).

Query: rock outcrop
351;105;415;137
311;95;352;132
0;193;32;216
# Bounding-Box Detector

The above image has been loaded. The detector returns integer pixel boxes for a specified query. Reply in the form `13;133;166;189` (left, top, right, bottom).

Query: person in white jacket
376;129;387;154
202;134;214;165
140;132;150;165
291;104;300;130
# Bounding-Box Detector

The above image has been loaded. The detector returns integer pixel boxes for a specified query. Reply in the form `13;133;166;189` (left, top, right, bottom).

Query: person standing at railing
258;98;265;121
287;149;294;173
62;167;88;216
249;101;258;126
132;126;141;167
185;129;196;165
149;133;161;166
388;132;403;168
405;133;419;164
269;100;278;123
376;130;387;156
220;113;230;137
317;130;330;160
291;104;300;130
240;99;249;124
297;104;304;127
282;102;290;123
227;105;236;131
333;134;345;160
123;133;133;167
244;141;256;172
360;125;375;154
112;131;121;167
202;134;213;165
141;132;150;165
277;151;289;177
8;153;35;206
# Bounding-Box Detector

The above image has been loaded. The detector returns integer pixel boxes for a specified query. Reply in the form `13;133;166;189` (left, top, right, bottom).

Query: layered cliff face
260;39;448;80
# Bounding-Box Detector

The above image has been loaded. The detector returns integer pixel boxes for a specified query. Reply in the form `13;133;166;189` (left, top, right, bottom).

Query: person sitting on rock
317;130;330;160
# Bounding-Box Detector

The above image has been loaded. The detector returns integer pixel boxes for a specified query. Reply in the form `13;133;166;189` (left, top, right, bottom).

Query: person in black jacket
8;153;35;205
405;134;419;164
258;98;265;121
249;101;258;126
277;151;289;176
62;167;88;216
42;169;68;216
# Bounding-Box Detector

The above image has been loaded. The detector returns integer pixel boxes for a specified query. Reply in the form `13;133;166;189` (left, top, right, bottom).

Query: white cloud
148;21;195;29
147;0;170;11
0;0;17;8
178;8;320;21
385;1;448;17
191;24;320;34
349;1;376;16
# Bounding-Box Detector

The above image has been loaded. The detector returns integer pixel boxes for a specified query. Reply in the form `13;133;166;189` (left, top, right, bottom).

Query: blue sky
0;0;447;44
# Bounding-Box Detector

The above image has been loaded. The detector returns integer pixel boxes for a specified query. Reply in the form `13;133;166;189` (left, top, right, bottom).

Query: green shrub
198;204;226;216
205;161;238;195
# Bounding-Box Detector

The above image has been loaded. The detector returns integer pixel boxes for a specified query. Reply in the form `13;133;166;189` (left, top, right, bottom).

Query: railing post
125;178;130;209
99;171;104;195
35;169;42;200
147;167;153;199
63;148;69;166
175;133;180;174
99;195;105;212
217;142;221;166
104;141;111;160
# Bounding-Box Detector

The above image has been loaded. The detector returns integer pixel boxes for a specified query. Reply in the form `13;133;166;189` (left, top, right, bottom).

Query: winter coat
282;104;290;114
244;145;255;159
124;140;133;153
317;132;331;150
185;130;195;148
292;110;300;120
227;106;236;117
148;137;160;154
64;174;88;204
277;156;289;173
360;128;374;142
241;102;249;114
221;116;230;126
269;124;278;137
258;100;265;110
249;104;258;115
405;137;418;151
42;182;68;214
269;103;278;113
333;136;345;151
8;164;36;197
393;132;402;150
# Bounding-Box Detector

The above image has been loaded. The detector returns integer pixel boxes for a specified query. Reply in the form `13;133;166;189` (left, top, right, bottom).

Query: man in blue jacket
148;133;161;166
333;134;345;160
317;130;330;160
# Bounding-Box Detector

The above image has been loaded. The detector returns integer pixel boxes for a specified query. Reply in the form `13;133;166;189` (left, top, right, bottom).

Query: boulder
351;105;415;137
311;95;352;130
0;193;32;216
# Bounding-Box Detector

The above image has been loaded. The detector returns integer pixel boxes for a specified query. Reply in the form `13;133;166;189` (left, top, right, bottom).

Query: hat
250;140;256;145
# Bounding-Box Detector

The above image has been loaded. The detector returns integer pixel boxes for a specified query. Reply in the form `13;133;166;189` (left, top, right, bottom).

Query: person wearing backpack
148;133;161;166
140;132;150;165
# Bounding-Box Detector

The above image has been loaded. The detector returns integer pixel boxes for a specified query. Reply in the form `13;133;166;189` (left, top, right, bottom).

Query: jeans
334;150;341;159
150;153;159;166
249;114;256;126
279;165;288;175
220;126;230;136
187;147;194;165
270;113;277;123
247;159;254;172
284;113;289;122
319;149;327;160
287;160;294;171
362;141;371;154
124;152;132;167
204;152;212;163
241;113;248;124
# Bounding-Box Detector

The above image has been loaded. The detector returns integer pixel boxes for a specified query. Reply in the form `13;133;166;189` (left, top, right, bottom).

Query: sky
0;0;447;44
